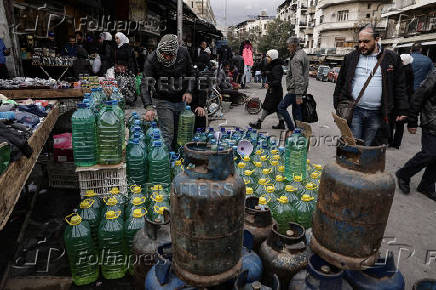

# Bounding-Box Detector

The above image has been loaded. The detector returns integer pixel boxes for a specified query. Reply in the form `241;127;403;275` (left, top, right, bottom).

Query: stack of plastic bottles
72;83;126;167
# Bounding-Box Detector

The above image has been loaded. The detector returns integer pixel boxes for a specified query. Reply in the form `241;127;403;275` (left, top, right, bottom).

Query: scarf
156;34;179;67
115;32;129;48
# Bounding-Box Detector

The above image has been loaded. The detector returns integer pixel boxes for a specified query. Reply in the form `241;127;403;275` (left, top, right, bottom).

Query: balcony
305;27;314;34
317;0;392;10
299;20;308;27
316;20;359;32
308;6;316;14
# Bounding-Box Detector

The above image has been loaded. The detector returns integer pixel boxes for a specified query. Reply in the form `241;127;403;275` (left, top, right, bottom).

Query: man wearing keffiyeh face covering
141;34;196;150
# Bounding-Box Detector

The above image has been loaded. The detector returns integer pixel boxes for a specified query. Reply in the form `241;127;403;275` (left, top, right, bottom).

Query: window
366;13;370;18
335;37;345;47
368;4;371;9
320;15;324;23
264;24;268;30
337;10;349;22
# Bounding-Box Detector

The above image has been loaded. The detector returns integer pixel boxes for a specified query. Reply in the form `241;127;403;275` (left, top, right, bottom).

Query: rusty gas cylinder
171;142;245;287
259;223;309;289
132;212;170;290
245;196;274;253
311;138;395;270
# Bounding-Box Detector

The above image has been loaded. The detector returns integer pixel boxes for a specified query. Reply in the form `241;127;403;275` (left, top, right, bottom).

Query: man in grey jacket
278;37;309;132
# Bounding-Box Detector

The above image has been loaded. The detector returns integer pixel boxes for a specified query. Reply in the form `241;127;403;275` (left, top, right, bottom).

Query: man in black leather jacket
396;70;436;201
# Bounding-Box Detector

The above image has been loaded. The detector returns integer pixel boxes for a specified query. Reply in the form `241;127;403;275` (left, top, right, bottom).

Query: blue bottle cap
84;93;91;97
221;127;225;132
105;100;113;105
193;137;200;142
153;132;161;139
133;132;141;138
91;88;97;91
232;145;238;150
248;128;252;131
130;138;139;144
209;128;214;132
134;126;141;132
77;103;87;108
294;128;302;134
131;112;138;116
151;121;157;128
112;100;119;105
196;128;202;132
153;141;162;147
186;105;191;110
134;120;141;125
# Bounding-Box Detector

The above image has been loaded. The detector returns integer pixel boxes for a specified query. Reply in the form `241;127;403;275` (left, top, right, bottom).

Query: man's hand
195;107;205;117
396;116;407;122
144;109;156;121
183;93;192;104
408;127;417;134
264;83;269;89
295;95;303;105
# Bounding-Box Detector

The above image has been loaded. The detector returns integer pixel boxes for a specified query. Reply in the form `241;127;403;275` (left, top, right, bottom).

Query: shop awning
394;43;413;48
422;41;436;46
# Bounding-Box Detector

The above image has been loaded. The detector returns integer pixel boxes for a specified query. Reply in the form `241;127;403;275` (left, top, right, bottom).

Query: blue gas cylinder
145;258;186;290
344;252;405;290
241;230;263;284
413;279;436;290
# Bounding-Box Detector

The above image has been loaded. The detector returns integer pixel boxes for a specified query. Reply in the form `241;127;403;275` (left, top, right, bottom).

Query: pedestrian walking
232;53;244;87
242;40;254;86
389;54;414;149
114;32;138;105
277;37;308;133
333;24;408;146
141;34;195;150
410;43;434;91
396;70;436;202
0;36;10;79
249;49;285;130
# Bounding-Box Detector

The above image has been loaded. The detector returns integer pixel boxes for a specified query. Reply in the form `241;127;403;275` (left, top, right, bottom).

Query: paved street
210;78;436;288
128;78;436;287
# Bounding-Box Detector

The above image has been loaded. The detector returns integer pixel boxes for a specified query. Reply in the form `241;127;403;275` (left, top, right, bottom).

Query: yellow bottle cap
313;164;323;170
65;213;82;225
306;182;317;190
105;196;118;206
175;160;182;166
84;190;97;197
246;187;254;195
238;162;246;169
262;168;271;175
132;196;146;206
80;199;94;209
266;185;275;193
154;206;168;215
254;162;262;168
255;150;262;155
278;166;285;172
294;175;303;182
271;160;279;166
277;196;289;203
307;159;311;164
244;170;253;176
106;210;121;219
152;185;163;191
153;194;164;203
234;157;238;161
133;208;146;218
285;185;297;192
110;187;120;195
259;197;268;205
244;178;251;185
311;171;321;179
243;156;251;162
301;194;315;202
260;156;268;161
131;185;142;194
271;149;279;155
272;155;281;161
259;178;267;185
276;175;284;182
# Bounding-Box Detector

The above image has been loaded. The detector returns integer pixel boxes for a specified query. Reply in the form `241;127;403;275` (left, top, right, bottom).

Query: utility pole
224;0;228;27
177;0;183;43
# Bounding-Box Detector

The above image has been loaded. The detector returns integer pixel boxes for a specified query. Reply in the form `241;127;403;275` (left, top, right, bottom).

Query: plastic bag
92;54;102;74
106;66;115;79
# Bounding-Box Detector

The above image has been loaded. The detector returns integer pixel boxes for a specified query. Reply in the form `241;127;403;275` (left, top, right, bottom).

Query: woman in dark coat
114;32;138;105
72;46;91;80
249;49;285;129
98;32;114;76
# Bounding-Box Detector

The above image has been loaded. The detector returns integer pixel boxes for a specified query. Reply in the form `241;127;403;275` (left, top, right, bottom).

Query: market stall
0;101;59;230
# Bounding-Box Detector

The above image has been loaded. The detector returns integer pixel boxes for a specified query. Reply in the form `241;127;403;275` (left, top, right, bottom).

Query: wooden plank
0;103;60;230
0;88;84;100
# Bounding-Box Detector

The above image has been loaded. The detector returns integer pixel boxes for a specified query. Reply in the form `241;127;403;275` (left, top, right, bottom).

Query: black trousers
0;64;9;79
389;119;406;148
397;133;436;193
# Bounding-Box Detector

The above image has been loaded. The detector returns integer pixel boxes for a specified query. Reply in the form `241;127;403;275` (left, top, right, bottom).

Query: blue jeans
277;93;302;131
350;106;382;146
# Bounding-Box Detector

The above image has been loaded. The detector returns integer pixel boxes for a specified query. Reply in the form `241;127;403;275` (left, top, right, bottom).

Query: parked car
316;65;330;82
328;67;341;83
309;65;318;78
